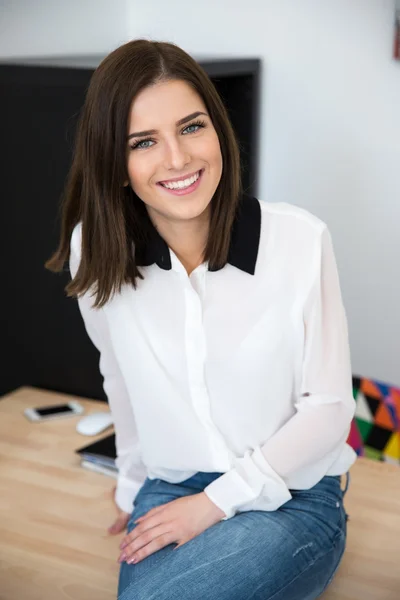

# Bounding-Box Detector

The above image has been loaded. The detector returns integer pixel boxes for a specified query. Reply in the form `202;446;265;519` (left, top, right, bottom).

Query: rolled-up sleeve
69;223;147;513
204;225;356;520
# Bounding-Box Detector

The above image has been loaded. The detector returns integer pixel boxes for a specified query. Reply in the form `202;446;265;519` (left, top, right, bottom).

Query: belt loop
343;471;350;496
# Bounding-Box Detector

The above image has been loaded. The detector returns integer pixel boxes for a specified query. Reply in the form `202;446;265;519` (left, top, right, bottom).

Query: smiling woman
45;39;241;305
45;38;355;600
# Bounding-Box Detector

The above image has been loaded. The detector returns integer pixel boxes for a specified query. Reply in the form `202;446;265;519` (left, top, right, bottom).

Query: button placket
183;277;233;465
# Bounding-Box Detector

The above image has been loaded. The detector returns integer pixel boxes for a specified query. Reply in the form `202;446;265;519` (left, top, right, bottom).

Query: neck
147;206;210;275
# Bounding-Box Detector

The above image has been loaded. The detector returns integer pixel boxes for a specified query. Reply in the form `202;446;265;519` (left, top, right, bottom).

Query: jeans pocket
299;491;342;510
290;477;347;544
292;476;342;506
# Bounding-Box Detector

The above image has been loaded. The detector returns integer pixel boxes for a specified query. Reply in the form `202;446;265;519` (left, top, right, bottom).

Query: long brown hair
45;39;242;308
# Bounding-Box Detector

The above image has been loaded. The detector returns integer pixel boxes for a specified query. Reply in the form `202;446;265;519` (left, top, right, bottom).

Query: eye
182;120;206;135
129;119;206;151
132;139;154;150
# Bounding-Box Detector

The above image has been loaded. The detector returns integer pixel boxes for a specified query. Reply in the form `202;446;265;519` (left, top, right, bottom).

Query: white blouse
69;195;357;520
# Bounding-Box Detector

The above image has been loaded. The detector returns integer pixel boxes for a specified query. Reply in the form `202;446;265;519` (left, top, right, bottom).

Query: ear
123;180;129;187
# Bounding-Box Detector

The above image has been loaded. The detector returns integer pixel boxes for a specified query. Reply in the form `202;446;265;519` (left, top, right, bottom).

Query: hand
108;484;130;535
117;491;226;564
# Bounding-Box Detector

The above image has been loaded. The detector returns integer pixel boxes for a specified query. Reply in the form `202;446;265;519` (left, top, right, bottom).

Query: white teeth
161;170;201;190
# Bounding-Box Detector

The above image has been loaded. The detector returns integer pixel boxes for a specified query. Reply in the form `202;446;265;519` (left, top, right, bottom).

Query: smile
157;169;204;196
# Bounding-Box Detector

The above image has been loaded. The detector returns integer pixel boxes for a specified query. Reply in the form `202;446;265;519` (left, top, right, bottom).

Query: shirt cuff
114;475;144;514
203;446;292;520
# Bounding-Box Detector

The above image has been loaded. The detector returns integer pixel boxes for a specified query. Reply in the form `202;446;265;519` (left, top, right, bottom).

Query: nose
163;137;191;171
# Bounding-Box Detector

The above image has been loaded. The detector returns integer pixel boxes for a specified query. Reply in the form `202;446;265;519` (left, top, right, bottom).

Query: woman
46;39;356;600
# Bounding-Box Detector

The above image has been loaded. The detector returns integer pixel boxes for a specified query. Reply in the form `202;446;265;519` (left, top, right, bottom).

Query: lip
158;169;202;184
157;169;204;196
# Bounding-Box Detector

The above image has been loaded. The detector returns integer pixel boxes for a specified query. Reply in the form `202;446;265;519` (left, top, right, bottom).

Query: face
124;79;223;227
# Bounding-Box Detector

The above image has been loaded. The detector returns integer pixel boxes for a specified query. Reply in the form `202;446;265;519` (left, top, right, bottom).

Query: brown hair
45;39;242;308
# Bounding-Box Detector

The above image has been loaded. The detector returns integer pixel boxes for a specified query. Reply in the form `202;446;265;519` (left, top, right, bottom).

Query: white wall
0;0;128;57
126;0;400;387
1;0;399;386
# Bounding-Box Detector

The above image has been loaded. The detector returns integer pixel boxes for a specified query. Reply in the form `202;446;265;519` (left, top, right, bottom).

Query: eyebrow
127;111;208;141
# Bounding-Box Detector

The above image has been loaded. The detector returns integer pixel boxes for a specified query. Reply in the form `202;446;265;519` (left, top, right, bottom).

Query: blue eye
184;123;201;134
133;139;152;150
130;119;206;151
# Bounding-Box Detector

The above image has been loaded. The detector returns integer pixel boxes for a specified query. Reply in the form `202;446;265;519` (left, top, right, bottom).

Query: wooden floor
1;386;400;599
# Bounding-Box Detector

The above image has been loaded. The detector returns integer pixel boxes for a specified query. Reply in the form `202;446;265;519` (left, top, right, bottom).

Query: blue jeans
118;471;350;600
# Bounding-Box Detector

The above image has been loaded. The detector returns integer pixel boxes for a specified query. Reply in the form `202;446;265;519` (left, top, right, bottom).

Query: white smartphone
24;401;84;422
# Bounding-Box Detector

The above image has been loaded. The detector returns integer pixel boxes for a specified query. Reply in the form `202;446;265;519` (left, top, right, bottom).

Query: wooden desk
1;387;400;600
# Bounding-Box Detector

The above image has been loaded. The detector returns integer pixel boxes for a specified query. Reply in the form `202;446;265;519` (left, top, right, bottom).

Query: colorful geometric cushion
347;376;400;465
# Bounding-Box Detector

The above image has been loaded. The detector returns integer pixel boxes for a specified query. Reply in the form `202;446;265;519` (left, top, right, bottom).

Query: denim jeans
118;471;350;600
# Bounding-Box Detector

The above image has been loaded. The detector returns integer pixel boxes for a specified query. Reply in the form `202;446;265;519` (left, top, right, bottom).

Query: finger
122;529;176;564
120;511;167;548
134;504;165;524
120;515;156;549
119;520;174;559
108;522;124;535
134;515;143;524
109;513;129;535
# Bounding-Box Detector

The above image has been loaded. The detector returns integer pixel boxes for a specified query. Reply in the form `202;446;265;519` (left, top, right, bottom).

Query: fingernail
118;552;127;562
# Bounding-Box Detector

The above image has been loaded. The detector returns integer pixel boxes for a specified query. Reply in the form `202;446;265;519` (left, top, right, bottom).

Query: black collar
136;194;261;276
